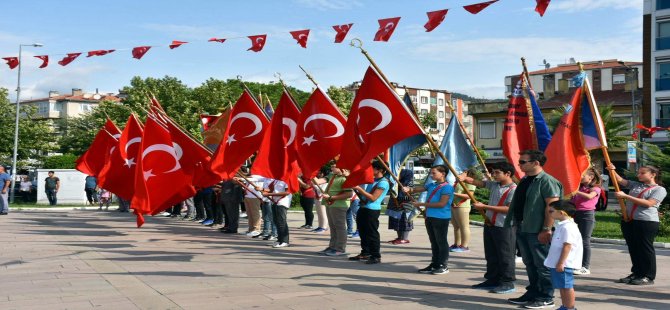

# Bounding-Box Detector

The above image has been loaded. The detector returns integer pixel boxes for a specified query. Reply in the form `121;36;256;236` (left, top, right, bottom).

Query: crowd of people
3;149;664;310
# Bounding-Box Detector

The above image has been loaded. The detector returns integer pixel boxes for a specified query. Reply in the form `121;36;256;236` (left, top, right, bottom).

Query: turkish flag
132;46;152;59
251;90;301;192
34;55;49;68
535;0;551;17
87;49;115;57
424;9;448;32
58;53;82;66
200;113;221;131
75;129;118;177
374;17;401;42
2;57;19;69
210;90;269;179
208;37;226;43
98;114;144;200
165;118;220;188
296;87;347;178
290;29;310;48
169;40;188;49
104;117;122;138
333;23;353;43
463;0;498;14
247;35;267;52
338;66;424;188
132;117;195;227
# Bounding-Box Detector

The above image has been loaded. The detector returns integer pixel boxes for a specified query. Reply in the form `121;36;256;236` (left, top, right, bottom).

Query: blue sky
0;0;642;102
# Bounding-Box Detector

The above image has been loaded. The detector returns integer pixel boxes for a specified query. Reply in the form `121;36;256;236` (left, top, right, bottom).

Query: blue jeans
516;230;554;301
0;191;9;213
261;201;277;237
46;189;57;205
346;199;360;234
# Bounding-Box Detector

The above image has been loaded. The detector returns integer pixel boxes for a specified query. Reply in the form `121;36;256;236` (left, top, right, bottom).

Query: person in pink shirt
569;167;601;276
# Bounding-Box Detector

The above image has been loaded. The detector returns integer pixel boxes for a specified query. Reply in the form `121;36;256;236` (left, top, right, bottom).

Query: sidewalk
1;209;668;309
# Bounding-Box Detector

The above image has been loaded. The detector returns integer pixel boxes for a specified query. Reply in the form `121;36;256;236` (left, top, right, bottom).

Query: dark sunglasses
518;160;534;165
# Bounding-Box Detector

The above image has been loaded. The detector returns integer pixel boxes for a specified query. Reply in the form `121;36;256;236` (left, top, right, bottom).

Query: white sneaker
272;242;289;248
240;212;248;218
515;256;523;264
246;231;261;237
573;267;591;275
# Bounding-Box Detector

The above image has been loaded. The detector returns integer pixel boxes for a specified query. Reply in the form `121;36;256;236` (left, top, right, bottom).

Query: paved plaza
1;209;669;309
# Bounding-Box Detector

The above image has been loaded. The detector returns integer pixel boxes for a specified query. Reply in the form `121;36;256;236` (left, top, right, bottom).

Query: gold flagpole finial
299;65;319;87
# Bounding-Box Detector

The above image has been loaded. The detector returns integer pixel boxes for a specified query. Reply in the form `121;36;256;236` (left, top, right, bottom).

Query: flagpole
581;71;630;222
349;39;484;215
274;72;303;112
236;75;265;113
446;101;492;179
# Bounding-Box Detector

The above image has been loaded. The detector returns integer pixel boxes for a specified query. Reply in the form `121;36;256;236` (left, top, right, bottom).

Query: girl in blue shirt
403;165;455;275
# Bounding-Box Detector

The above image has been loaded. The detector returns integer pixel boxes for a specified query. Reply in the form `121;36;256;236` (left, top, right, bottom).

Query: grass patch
470;211;670;243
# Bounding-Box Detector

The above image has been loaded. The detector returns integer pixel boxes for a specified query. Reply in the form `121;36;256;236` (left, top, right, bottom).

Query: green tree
420;112;437;129
326;86;353;115
43;154;78;169
0;88;58;167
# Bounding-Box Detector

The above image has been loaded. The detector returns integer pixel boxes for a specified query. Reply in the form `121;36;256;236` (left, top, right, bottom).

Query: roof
538;89;641;109
526;59;642;76
22;94;122;104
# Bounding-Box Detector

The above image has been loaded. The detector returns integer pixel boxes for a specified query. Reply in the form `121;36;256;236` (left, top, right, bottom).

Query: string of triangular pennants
2;0;552;70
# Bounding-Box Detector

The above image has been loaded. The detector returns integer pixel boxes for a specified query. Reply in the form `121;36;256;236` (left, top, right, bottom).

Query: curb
469;220;670;249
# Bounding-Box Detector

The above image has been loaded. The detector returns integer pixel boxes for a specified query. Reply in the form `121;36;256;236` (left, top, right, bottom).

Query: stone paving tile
1;209;669;309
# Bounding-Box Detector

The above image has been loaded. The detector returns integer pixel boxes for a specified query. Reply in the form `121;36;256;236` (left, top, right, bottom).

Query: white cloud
451;85;506;100
140;23;243;41
550;0;642;12
293;0;362;11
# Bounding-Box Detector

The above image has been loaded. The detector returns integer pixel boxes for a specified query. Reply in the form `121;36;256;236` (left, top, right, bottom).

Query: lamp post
618;61;640;168
9;43;43;203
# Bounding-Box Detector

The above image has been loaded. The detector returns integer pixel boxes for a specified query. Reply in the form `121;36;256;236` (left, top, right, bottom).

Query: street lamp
618;60;640;168
9;43;43;203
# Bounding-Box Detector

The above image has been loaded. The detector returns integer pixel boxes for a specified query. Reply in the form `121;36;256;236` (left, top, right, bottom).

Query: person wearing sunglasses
505;150;563;309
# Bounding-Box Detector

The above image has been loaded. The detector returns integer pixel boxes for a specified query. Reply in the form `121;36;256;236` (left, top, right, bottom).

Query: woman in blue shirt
403;165;455;275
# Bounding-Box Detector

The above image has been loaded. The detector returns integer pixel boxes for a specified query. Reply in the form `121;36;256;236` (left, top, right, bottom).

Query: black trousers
621;220;659;280
213;194;224;224
46;189;57;205
425;217;450;267
483;225;516;284
300;196;315;226
170;203;181;215
272;204;290;244
357;208;381;259
193;191;205;219
85;188;96;204
223;199;241;232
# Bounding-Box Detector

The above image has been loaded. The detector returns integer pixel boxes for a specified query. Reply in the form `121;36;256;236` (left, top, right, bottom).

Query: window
657;62;670;91
612;115;633;135
38;102;48;114
420;109;428;115
438;99;444;106
438;111;444;118
80;104;92;112
478;120;496;139
438;123;444;131
410;95;417;103
53;102;63;112
613;74;626;85
430;97;437;105
420;96;428;104
659;103;670;127
659;0;670;11
658;21;670;50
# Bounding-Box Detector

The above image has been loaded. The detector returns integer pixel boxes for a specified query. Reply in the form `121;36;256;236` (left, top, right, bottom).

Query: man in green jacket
505;150;562;309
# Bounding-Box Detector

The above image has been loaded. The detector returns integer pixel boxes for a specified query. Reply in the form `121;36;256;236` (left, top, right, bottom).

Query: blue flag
430;113;479;184
389;93;427;176
526;86;552;151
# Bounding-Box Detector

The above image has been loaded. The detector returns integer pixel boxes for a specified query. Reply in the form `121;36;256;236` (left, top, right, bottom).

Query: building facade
21;88;121;121
644;0;670;143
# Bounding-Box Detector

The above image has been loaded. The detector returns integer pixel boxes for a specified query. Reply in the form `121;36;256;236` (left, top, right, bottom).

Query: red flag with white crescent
296;87;347;178
338;66;424;188
535;0;551;17
58;53;82;66
210;90;270;179
87;50;116;57
2;57;19;69
374;17;401;42
132;46;152;59
75;129;118;177
333;23;353;43
251;90;301;192
463;0;498;14
247;35;267;52
169;40;188;49
290;29;310;48
424;9;448;32
208;38;226;43
35;55;49;68
98;114;144;200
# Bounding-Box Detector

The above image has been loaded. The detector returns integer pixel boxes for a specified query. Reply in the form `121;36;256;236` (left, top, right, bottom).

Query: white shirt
245;175;265;199
263;178;292;208
544;219;583;270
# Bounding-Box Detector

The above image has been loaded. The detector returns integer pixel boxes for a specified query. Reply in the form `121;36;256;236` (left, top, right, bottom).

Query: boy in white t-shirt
544;200;583;310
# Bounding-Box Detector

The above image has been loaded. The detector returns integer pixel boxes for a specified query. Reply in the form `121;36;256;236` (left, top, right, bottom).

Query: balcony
657;118;670;127
658;0;670;10
657;36;670;50
657;78;670;91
